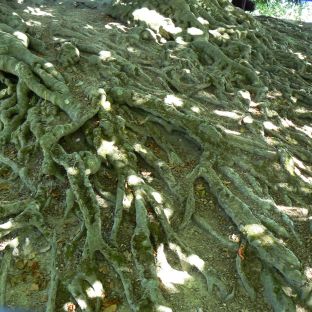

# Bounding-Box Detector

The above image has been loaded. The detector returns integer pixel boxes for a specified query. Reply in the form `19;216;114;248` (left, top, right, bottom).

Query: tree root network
0;0;312;311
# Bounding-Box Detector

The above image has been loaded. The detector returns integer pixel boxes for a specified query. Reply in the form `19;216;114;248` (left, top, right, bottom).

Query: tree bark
0;0;312;311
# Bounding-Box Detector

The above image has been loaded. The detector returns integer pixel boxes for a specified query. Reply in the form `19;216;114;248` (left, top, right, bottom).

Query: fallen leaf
99;266;108;274
30;283;39;291
0;183;10;190
103;304;117;312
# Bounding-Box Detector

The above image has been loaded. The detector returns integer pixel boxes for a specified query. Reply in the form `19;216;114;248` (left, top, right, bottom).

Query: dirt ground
1;1;312;311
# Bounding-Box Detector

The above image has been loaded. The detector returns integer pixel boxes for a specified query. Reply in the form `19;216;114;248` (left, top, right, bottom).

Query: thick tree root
0;0;312;311
0;250;11;306
46;233;58;312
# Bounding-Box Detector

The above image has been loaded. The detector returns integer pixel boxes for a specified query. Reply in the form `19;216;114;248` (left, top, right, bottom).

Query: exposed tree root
0;0;312;311
0;250;11;306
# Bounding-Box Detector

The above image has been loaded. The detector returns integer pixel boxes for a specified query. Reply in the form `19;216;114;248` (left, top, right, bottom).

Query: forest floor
1;1;312;312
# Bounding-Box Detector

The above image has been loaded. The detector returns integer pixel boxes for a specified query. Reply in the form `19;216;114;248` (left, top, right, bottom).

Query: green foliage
254;0;309;20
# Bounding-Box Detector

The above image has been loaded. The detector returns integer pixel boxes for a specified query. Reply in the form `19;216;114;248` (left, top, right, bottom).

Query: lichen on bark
0;0;312;311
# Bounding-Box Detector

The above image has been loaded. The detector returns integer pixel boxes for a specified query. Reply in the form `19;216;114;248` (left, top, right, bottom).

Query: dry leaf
103;304;117;312
30;283;39;291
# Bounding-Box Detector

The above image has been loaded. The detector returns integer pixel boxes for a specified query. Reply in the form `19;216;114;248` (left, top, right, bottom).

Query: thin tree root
0;250;11;306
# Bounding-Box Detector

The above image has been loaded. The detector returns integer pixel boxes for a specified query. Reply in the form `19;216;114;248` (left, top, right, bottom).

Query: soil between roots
0;0;312;311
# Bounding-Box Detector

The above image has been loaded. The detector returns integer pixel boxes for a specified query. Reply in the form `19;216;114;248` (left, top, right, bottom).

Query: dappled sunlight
291;95;298;104
293;52;306;61
280;155;312;184
134;143;148;154
169;243;204;272
207;27;231;40
23;6;54;17
0;219;13;230
97;88;111;111
10;237;19;256
242;115;253;124
84;24;94;30
163;207;173;221
221;127;241;135
1;0;312;310
127;47;138;53
277;205;309;221
99;50;114;62
95;194;110;209
76;298;87;310
25;19;42;27
197;16;209;25
156;244;192;292
296;305;309;312
156;305;173;312
266;90;283;99
141;170;153;183
105;22;128;32
241;224;276;247
100;99;111;111
304;267;312;281
191;106;201;113
294;167;312;184
43;62;54;69
285;118;312;139
288;48;309;62
23;237;33;257
295;107;309;114
0;237;19;253
97;140;117;158
127;174;144;186
263;121;279;131
244;225;277;247
13;31;29;47
86;280;105;298
175;36;187;45
132;8;182;36
280;117;294;128
123;193;133;210
209;28;222;38
213;110;241;120
151;191;163;204
187;254;205;271
238;90;251;102
292;156;310;172
164;95;183;107
187;27;204;36
244;224;265;236
66;166;78;176
301;125;312;138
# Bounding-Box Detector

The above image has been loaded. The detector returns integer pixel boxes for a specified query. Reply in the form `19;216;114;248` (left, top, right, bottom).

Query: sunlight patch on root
200;165;306;291
0;201;45;240
51;146;139;311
